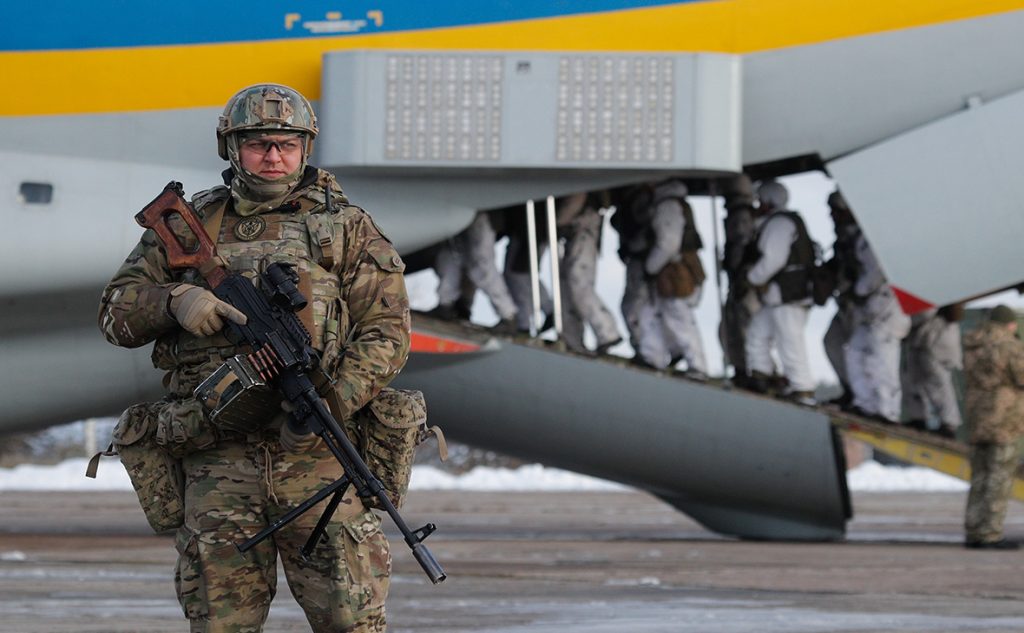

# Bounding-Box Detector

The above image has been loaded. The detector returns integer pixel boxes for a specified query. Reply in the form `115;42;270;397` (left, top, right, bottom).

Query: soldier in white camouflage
962;305;1024;550
556;191;622;354
98;84;410;631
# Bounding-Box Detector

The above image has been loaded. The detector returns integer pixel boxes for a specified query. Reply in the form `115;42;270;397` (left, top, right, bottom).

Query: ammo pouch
86;402;186;533
342;388;444;510
809;264;836;306
655;251;705;298
775;266;812;304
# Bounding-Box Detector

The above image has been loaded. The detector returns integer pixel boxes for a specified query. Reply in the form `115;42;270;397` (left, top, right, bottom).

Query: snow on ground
0;458;968;492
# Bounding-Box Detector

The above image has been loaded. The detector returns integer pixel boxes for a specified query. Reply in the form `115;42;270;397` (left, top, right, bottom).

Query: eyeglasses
240;137;304;156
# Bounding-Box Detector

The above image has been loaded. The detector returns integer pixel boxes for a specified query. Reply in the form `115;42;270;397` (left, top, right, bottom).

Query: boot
965;539;1020;550
904;419;929;432
684;369;709;383
426;303;458;320
784;390;816;407
824;385;852;409
595;337;623;356
491;319;520;336
746;370;773;394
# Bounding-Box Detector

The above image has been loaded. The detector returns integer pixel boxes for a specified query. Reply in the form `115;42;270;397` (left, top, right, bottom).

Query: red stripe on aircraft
891;286;935;315
410;331;480;354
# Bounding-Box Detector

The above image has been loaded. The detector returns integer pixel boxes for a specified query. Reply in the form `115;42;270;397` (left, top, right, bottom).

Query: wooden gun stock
135;181;226;287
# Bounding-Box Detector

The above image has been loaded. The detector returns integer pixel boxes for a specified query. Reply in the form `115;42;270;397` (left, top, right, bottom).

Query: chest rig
157;183;350;397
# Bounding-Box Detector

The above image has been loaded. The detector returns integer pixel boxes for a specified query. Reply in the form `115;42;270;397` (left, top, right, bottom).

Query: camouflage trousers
436;213;517;320
175;436;391;633
560;208;620;353
965;442;1018;544
719;288;753;378
621;259;650;351
823;304;855;390
504;236;552;332
901;345;963;429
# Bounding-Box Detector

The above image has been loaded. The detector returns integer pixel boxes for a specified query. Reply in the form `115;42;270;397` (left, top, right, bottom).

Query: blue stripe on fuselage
3;0;696;51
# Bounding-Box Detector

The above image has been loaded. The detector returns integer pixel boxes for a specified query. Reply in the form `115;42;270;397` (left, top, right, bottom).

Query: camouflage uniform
745;211;815;394
610;184;654;352
822;221;861;395
719;175;757;381
99;165;410;632
962;321;1024;544
637;181;707;373
435;211;517;322
901;308;963;430
502;217;553;332
845;233;911;421
557;193;621;353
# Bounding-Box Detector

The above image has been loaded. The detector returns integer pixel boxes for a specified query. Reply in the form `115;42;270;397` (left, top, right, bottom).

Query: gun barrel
412;543;447;584
306;385;448;583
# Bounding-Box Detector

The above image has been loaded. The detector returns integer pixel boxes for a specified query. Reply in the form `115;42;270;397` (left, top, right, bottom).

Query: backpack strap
85;442;117;479
421;425;449;462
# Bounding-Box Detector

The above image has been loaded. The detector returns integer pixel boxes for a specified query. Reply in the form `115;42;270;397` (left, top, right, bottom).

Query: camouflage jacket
98;166;411;422
962;322;1024;444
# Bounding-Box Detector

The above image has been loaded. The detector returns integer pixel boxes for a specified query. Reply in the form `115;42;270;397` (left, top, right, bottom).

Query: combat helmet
217;84;318;160
756;179;789;211
827;190;849;212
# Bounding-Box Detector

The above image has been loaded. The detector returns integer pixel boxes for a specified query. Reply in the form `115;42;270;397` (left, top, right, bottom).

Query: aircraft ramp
395;314;853;541
396;314;1024;541
832;413;1024;502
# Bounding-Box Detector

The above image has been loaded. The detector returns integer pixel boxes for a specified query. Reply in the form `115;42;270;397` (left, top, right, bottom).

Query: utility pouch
655;252;703;299
194;354;281;434
317;299;349;380
345;388;445;510
810;264;836;307
86;402;185;533
776;266;812;303
155;397;218;458
305;213;336;270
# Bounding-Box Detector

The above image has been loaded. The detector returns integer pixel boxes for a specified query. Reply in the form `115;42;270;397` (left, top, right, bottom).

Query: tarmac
1;488;1023;632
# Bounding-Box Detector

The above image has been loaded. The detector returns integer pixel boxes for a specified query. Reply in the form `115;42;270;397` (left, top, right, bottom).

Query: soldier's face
238;134;304;180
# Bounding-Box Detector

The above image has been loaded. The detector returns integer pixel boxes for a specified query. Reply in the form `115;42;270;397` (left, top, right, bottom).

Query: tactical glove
168;284;247;337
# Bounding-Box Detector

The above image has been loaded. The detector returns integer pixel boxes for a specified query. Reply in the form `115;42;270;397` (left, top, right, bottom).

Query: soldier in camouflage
821;191;861;408
432;210;518;332
556;191;622;354
98;84;410;631
719;174;757;386
901;304;964;439
962;305;1024;550
636;179;707;376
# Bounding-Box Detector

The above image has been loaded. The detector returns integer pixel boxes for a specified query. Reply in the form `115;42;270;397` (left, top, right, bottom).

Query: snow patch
0;458;968;493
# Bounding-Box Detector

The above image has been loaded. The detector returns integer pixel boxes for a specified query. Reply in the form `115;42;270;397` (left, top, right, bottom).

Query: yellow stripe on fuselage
4;0;1023;116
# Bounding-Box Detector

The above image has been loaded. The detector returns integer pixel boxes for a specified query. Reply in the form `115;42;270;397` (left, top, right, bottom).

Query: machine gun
136;181;446;584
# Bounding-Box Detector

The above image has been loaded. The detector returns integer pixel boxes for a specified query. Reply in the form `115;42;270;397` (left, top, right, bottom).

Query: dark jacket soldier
99;84;411;631
961;305;1024;550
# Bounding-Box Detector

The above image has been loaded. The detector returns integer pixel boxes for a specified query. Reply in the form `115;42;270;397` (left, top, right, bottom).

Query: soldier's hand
278;403;322;452
280;420;321;452
168;284;248;337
